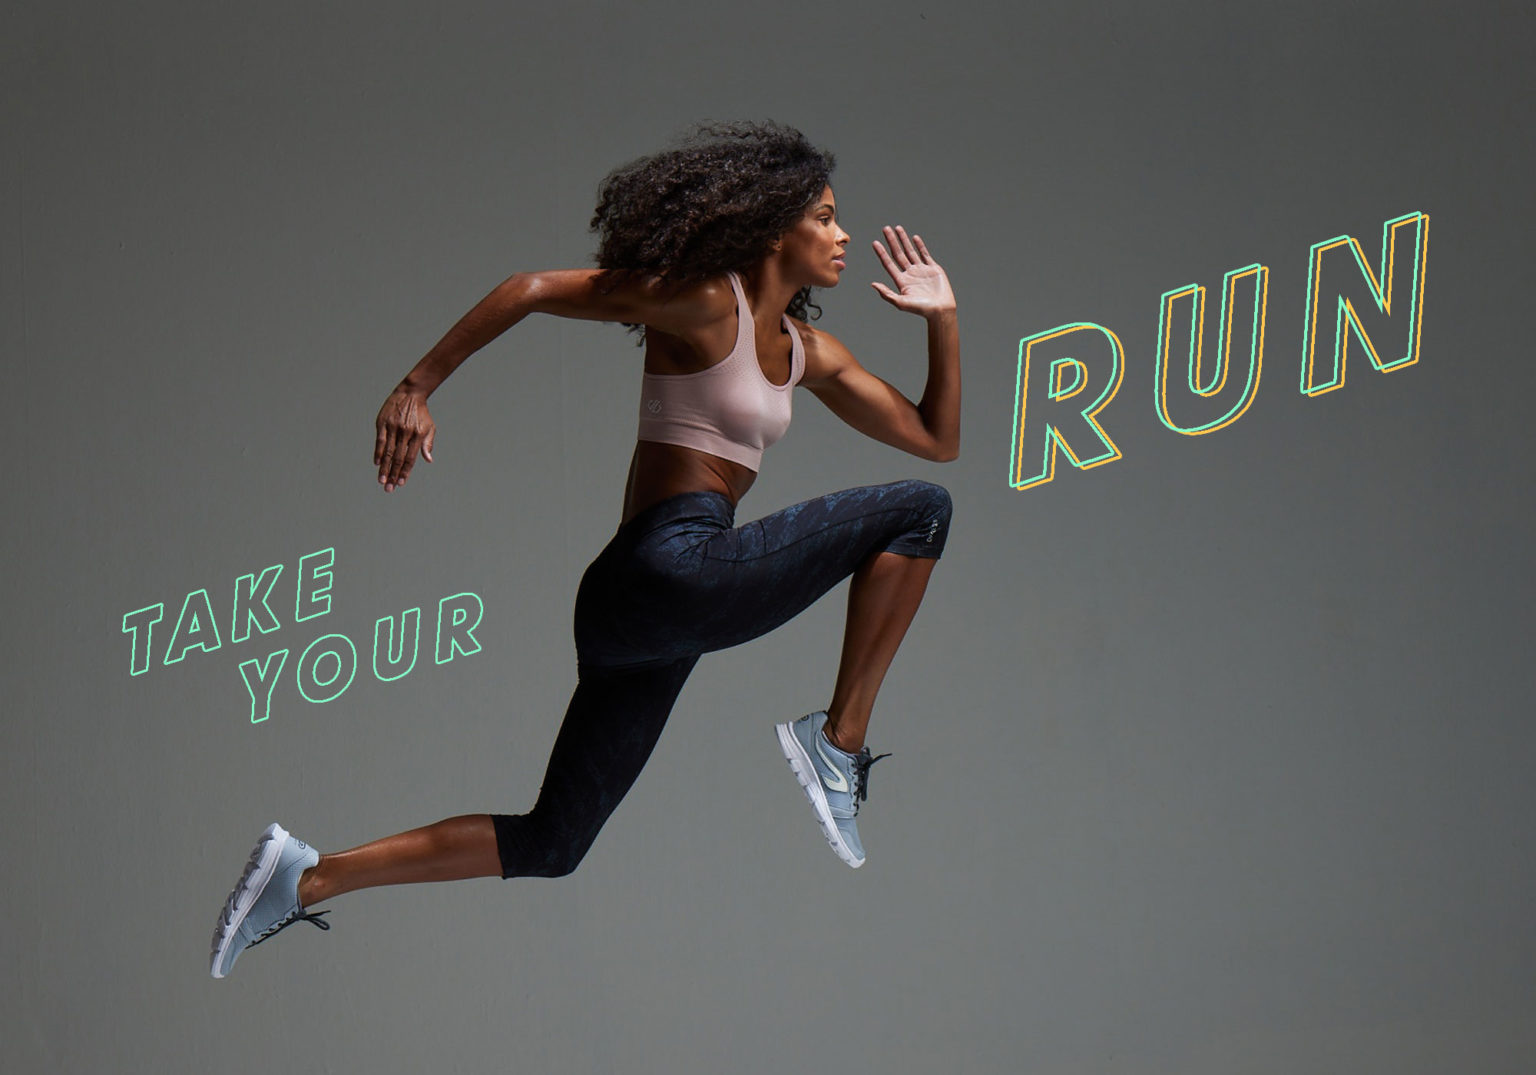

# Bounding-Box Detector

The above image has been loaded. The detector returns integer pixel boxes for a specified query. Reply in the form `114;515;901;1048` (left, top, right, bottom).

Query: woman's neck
738;265;801;327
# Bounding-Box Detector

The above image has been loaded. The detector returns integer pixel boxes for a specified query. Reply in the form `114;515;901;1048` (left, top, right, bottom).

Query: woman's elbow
924;438;960;464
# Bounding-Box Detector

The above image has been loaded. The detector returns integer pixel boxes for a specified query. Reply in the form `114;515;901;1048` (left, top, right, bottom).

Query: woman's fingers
375;399;399;483
376;426;400;486
870;225;954;316
394;434;419;488
377;419;408;489
380;440;401;490
374;390;435;491
876;226;939;280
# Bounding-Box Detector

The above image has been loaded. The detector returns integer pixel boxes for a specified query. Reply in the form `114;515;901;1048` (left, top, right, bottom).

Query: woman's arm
373;270;732;491
800;226;960;462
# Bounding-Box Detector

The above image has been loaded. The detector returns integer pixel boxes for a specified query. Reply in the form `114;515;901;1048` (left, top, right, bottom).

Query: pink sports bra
636;271;805;472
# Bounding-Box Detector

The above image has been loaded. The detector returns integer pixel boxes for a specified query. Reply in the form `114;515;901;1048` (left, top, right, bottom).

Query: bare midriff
621;440;756;524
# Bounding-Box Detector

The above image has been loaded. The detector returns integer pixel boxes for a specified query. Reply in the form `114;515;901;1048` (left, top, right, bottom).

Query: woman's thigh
674;479;952;654
577;480;951;669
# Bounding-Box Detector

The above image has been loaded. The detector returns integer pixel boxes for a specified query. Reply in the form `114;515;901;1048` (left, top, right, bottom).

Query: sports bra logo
645;399;662;414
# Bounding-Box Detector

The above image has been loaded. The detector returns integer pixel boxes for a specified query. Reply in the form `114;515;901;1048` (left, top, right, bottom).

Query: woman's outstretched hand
871;226;956;317
374;387;436;492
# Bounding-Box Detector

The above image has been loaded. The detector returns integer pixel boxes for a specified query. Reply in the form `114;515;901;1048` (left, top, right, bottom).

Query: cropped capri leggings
490;478;952;878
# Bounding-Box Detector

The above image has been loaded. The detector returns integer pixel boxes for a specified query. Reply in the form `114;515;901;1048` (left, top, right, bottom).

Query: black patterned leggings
491;479;952;877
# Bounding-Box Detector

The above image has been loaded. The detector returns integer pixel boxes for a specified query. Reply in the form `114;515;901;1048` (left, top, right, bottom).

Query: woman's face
777;185;849;289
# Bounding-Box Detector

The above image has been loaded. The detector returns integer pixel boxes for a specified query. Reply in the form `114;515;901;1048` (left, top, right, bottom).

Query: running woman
211;122;958;978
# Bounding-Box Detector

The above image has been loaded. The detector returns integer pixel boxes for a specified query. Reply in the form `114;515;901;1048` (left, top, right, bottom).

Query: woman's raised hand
871;226;956;317
374;387;436;492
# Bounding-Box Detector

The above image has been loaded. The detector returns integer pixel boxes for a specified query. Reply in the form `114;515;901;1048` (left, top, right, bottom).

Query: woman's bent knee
492;813;596;879
885;480;952;558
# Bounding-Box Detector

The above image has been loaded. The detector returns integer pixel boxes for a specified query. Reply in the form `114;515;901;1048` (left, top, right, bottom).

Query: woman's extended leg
213;815;505;977
299;655;698;905
211;658;696;977
297;814;500;908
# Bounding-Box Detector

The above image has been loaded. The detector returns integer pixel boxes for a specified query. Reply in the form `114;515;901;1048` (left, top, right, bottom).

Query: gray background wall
5;1;1532;1072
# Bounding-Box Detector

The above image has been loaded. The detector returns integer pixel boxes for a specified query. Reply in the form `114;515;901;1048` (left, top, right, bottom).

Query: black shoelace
850;748;892;810
248;908;331;949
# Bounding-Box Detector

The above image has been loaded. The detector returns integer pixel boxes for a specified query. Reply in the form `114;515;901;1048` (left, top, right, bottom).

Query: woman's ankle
297;862;327;909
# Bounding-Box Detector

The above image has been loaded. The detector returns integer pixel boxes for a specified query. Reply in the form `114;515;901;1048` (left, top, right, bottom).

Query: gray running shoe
210;823;328;979
775;711;889;868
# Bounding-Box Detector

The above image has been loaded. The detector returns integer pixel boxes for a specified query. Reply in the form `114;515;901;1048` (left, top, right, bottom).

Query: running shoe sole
209;822;287;979
776;722;865;868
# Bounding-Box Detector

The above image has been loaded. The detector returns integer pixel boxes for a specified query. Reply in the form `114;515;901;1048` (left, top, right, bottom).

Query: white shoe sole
775;722;864;868
210;822;288;979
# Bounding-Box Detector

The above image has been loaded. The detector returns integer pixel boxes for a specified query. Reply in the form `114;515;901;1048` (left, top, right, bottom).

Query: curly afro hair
590;121;836;324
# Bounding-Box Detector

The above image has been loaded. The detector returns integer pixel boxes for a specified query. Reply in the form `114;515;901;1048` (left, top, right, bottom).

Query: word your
1009;211;1429;489
120;547;484;724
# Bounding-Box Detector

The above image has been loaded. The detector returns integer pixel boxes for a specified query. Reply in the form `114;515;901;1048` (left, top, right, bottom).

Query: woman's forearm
916;308;961;461
397;274;534;397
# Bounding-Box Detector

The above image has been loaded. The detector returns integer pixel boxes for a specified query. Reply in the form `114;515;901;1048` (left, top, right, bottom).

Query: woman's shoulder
785;315;876;389
784;315;850;369
618;271;737;318
520;268;736;335
656;274;745;337
641;273;747;371
596;271;740;345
